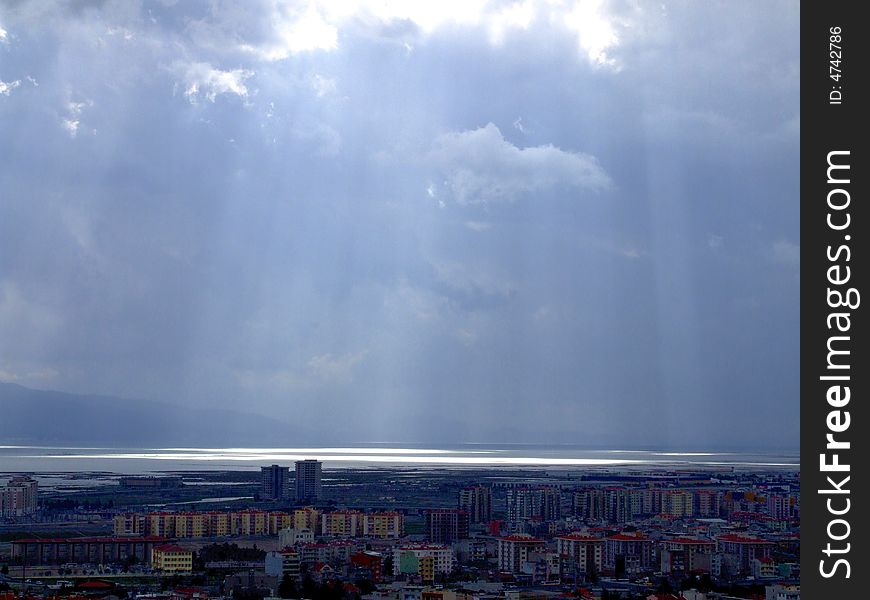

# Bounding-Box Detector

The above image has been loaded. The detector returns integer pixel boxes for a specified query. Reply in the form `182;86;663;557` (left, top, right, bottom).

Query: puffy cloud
429;123;611;204
244;4;337;60
61;100;92;138
177;62;254;103
178;0;632;69
563;0;621;67
0;79;20;96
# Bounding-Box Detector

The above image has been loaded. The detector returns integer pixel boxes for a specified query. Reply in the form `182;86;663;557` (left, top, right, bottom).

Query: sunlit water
0;445;799;477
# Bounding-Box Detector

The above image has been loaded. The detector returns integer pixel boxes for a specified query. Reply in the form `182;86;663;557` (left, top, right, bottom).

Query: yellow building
118;508;324;538
113;513;144;536
662;490;694;518
237;510;269;536
270;512;293;534
363;511;404;539
419;555;435;583
176;512;207;538
206;511;231;536
152;544;193;573
292;507;321;534
147;513;177;538
322;510;362;537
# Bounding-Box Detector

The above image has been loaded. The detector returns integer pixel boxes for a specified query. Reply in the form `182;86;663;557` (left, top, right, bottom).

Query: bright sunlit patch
161;447;488;455
276;5;338;56
243;3;338;60
563;0;620;68
41;451;647;466
487;1;536;45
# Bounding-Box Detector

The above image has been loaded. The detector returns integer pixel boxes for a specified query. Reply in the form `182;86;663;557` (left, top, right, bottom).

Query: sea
0;444;799;478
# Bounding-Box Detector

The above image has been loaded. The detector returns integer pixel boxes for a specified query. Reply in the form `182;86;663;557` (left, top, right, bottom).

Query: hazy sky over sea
0;1;799;448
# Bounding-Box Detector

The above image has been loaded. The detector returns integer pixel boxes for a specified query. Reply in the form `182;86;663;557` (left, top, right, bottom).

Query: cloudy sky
0;0;799;449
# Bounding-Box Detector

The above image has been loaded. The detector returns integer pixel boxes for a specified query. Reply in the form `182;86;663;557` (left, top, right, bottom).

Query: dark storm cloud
0;1;799;449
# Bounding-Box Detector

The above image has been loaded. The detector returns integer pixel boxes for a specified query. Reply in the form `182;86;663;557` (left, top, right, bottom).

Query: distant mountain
0;382;296;446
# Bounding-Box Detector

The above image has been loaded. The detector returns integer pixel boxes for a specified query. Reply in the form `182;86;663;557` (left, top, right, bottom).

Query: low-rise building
765;584;800;600
351;551;384;582
265;550;301;580
752;556;777;579
278;527;314;548
393;544;453;577
152;544;193;573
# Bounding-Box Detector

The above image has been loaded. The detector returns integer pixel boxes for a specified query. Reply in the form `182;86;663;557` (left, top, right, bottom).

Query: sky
0;0;799;449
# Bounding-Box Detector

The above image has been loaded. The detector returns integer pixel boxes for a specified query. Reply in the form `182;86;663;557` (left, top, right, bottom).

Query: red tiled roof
500;535;544;543
558;534;604;541
608;533;649;542
76;581;113;589
155;544;189;553
666;537;715;545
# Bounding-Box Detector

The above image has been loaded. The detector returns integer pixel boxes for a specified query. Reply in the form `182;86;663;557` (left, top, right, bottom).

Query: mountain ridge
0;381;297;446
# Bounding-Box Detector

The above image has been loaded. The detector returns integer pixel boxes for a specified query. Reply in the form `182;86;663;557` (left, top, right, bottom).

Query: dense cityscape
1;461;799;600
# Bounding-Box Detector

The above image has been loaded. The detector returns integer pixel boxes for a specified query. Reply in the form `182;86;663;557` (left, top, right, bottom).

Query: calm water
0;444;799;475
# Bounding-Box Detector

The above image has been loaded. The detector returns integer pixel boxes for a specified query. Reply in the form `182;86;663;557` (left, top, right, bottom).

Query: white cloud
61;100;93;138
0;79;20;96
106;26;134;40
178;62;254;104
241;3;337;60
62;119;80;137
563;0;621;68
429;123;610;204
487;0;536;44
188;1;629;68
0;23;7;43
